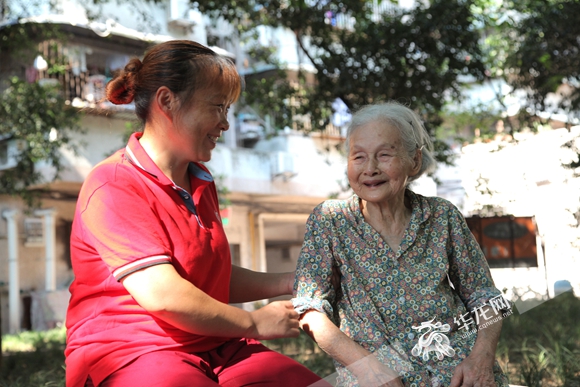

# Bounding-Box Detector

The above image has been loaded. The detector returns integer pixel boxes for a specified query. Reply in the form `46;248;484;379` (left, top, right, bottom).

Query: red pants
90;338;329;387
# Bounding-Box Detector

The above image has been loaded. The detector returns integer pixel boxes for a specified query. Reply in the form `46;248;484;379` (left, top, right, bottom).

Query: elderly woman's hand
300;310;404;387
349;355;404;387
450;305;503;387
450;351;496;387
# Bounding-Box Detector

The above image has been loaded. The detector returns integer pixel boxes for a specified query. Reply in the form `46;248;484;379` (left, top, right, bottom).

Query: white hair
345;101;436;182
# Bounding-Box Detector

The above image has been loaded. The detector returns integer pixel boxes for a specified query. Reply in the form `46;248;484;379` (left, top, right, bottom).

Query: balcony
30;40;135;112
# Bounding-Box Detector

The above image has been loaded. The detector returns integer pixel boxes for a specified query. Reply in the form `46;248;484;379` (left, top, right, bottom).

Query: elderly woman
293;102;509;387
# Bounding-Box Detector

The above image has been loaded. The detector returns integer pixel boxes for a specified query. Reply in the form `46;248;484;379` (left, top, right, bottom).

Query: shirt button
408;333;415;340
184;195;190;200
399;296;405;304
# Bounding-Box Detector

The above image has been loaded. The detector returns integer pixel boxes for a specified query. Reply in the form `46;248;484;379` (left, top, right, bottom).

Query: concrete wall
206;132;349;199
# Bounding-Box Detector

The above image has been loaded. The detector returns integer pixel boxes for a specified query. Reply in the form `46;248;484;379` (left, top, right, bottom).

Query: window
24;218;44;247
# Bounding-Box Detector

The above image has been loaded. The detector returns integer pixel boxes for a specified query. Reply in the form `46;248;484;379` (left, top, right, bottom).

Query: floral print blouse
293;191;509;387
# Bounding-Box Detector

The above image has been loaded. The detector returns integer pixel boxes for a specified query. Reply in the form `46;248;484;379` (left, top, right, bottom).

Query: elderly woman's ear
410;148;423;177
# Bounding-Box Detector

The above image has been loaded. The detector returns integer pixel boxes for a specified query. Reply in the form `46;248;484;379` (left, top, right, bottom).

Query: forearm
300;310;370;365
123;264;256;337
450;305;503;386
471;305;503;363
301;310;402;385
157;284;258;336
229;265;293;303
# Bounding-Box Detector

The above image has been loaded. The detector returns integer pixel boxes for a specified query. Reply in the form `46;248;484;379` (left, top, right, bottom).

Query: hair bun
105;58;142;105
124;59;143;75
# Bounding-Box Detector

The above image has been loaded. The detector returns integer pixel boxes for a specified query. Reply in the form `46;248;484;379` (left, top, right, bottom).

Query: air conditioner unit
271;151;297;181
0;138;26;171
168;0;196;28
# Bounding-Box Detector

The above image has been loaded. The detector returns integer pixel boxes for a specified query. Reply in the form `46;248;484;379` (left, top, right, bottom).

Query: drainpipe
35;209;57;292
256;213;267;273
248;211;257;271
2;209;20;334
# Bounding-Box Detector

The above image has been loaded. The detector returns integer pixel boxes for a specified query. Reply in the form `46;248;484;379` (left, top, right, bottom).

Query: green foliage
198;0;486;110
213;174;231;209
484;0;580;128
2;326;67;353
437;102;505;143
511;0;580;121
0;327;66;387
262;331;336;377
497;291;580;386
239;51;299;131
0;77;83;207
196;0;487;165
0;23;64;78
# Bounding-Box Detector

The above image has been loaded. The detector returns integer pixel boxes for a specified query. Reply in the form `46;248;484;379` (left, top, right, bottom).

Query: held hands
248;300;301;340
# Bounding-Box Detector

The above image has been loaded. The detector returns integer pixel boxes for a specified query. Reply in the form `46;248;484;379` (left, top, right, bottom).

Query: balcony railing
33;40;133;111
35;67;134;111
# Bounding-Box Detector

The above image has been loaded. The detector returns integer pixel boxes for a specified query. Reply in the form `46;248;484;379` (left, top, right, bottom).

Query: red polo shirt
65;132;232;387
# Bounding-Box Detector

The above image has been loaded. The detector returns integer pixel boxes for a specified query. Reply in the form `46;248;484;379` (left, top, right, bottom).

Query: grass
262;331;336;377
496;291;580;386
1;292;579;386
1;327;66;387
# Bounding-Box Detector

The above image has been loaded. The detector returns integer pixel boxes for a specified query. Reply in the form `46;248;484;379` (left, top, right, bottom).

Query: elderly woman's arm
446;203;507;386
300;310;404;387
450;305;503;387
295;204;403;386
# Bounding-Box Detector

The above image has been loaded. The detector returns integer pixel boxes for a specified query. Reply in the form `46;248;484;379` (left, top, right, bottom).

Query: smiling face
172;87;232;163
347;120;420;205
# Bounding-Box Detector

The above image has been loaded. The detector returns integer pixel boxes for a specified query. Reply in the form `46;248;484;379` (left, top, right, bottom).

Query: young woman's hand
248;300;301;340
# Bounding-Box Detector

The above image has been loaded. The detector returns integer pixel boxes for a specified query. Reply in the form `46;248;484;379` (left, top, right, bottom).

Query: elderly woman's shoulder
412;191;462;214
315;198;351;211
310;197;355;218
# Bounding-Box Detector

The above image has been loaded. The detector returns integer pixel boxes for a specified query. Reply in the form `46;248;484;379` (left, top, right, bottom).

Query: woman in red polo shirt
65;40;325;387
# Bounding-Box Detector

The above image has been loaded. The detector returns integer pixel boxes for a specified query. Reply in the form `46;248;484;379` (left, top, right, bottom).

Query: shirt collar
124;132;214;189
349;189;432;226
406;189;432;225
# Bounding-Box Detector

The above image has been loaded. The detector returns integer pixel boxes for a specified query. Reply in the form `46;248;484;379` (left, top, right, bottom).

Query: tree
0;77;82;207
0;21;83;207
467;0;580;131
502;0;580;128
196;0;487;143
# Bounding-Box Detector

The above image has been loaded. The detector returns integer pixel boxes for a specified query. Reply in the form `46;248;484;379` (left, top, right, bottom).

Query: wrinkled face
347;120;419;204
172;87;232;162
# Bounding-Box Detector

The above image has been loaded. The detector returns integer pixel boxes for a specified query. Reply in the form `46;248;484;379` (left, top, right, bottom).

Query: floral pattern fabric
293;191;509;386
